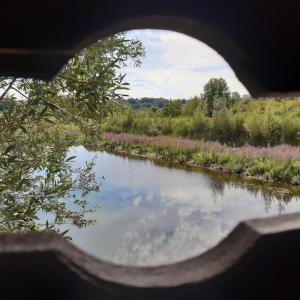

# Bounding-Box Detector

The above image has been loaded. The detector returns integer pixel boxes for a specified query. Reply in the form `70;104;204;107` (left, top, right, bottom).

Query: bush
190;110;210;139
211;109;246;145
173;118;194;138
102;98;300;147
281;118;300;145
162;100;182;117
244;113;267;146
160;118;174;135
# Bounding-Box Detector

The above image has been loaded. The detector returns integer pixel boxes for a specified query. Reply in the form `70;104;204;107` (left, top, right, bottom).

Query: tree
18;34;145;131
0;33;145;235
202;78;230;116
162;100;182;117
231;91;241;102
182;97;201;116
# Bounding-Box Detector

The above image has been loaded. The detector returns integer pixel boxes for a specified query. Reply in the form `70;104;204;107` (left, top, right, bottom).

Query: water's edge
67;146;300;266
84;143;300;198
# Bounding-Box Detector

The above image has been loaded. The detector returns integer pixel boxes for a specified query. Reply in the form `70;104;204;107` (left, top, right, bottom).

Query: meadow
98;98;300;185
101;98;300;147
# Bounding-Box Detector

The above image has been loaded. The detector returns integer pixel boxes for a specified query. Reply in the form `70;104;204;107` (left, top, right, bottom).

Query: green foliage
0;98;101;234
102;97;300;147
18;34;145;129
0;33;145;234
212;109;247;145
202;78;230;116
102;134;300;185
190;109;210;139
160;118;173;135
173;117;194;137
162;100;182;117
231;91;242;102
182;97;201;116
125;97;180;109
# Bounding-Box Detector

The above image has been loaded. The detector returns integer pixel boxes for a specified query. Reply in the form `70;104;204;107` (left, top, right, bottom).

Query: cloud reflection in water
67;146;300;266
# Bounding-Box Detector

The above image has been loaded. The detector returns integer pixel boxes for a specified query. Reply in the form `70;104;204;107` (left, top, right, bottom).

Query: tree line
102;78;300;147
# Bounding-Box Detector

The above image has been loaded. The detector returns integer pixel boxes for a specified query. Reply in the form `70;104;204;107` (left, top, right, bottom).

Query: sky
123;29;249;99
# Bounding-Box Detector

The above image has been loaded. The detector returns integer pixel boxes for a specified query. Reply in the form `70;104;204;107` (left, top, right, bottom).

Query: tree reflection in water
0;141;102;237
85;145;300;214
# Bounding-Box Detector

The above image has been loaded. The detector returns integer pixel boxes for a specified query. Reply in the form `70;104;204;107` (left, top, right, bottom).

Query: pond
66;146;300;266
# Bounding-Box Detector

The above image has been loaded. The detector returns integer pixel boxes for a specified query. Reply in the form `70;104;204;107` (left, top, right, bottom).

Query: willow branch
0;78;16;102
11;87;29;99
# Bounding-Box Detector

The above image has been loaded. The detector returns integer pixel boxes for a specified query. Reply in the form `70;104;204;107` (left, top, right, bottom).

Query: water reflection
67;146;300;266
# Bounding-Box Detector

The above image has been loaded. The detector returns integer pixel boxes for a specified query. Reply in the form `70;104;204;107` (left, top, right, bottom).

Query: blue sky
124;30;249;99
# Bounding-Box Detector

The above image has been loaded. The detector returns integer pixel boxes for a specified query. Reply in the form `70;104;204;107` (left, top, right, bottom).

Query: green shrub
190;110;210;139
173;118;194;138
281;118;300;145
244;113;267;146
102;98;300;147
160;118;173;135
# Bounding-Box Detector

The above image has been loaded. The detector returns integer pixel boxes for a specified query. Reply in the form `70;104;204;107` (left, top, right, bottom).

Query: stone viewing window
0;1;300;299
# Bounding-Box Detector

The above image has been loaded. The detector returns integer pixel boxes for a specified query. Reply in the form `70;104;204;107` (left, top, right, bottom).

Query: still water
67;146;300;266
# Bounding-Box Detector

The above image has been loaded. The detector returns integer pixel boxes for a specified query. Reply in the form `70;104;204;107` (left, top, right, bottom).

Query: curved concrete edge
1;212;300;290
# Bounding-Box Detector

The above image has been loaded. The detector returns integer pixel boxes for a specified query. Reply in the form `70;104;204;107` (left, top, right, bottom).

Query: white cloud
124;30;249;99
133;196;142;207
66;148;300;266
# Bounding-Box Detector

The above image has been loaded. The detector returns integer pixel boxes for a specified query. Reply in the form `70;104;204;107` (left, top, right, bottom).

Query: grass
100;98;300;147
101;132;300;186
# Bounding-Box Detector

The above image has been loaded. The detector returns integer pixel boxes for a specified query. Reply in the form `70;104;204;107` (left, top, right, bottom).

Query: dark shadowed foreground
1;212;300;300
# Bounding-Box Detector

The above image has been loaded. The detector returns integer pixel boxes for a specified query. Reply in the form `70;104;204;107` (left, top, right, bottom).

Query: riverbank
68;146;300;266
98;132;300;186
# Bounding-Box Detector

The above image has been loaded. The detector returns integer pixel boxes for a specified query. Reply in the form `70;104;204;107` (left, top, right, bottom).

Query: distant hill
124;97;186;109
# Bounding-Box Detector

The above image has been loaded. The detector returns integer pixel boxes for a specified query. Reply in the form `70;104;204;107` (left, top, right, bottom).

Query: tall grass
101;99;300;146
102;132;300;185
